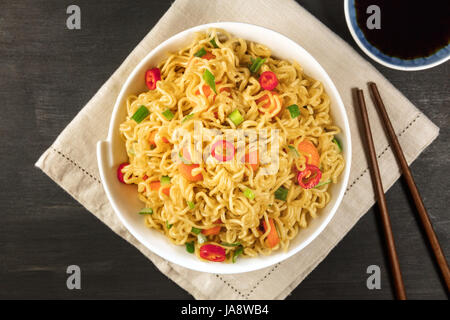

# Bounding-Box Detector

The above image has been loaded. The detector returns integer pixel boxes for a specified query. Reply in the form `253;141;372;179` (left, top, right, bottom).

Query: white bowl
97;22;352;274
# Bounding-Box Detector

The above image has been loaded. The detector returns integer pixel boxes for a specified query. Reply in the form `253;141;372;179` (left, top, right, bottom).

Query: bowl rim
344;0;450;71
97;22;352;274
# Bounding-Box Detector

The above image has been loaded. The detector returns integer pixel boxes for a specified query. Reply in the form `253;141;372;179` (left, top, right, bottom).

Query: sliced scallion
138;208;153;215
162;109;174;120
191;227;201;234
221;242;241;247
185;241;195;253
202;69;216;94
314;179;332;188
210;38;219;48
232;246;244;263
187;201;195;209
160;175;171;185
287;104;300;118
228;109;244;126
333;137;342;152
182;113;195;123
288;145;299;157
197;233;207;244
244;188;255;200
274;186;288;201
131;105;149;123
166;221;173;229
194;47;207;57
249;57;266;73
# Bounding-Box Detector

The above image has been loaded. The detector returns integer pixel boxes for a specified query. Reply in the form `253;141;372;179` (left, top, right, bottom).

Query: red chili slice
259;71;278;90
145;68;161;90
297;164;322;189
211;140;235;162
199;244;226;262
117;162;129;184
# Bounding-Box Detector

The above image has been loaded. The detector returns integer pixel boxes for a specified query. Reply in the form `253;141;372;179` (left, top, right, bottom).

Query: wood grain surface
0;0;448;299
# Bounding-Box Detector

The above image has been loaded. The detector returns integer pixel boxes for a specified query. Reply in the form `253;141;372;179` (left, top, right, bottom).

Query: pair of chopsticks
355;83;450;300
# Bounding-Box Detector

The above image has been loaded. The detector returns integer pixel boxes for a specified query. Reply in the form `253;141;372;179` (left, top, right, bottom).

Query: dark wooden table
0;0;448;299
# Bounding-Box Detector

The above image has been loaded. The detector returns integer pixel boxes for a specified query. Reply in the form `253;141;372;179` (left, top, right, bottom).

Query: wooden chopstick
368;82;450;293
355;88;407;300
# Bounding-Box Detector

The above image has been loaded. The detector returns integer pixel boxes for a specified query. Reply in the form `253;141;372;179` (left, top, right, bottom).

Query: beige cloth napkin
35;0;439;299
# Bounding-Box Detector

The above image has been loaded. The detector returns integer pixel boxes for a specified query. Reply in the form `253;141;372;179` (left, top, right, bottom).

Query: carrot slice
218;86;231;97
149;131;170;147
149;131;157;148
202;51;216;60
195;84;213;98
162;187;171;196
201;225;221;236
242;150;259;171
149;181;170;196
178;163;203;182
297;140;320;167
263;218;280;248
196;82;231;102
256;91;283;118
162;136;170;144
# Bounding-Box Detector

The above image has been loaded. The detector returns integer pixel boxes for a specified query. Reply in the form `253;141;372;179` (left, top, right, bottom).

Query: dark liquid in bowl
355;0;450;60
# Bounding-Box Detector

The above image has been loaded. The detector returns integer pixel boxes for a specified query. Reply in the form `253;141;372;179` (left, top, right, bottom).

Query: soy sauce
355;0;450;59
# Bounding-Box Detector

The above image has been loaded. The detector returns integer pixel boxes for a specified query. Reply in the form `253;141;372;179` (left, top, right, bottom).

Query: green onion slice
138;208;153;215
232;246;244;263
197;233;207;244
187;201;195;209
314;179;332;188
166;221;173;229
131;105;149;123
185;241;195;253
287;104;300;118
194;47;207;57
202;69;216;94
333;137;342;152
221;242;241;247
288;145;300;157
244;188;255;200
160;175;171;185
249;57;266;73
228;109;244;126
182;113;195;123
162;109;174;120
210;38;219;48
274;186;288;201
191;227;201;234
